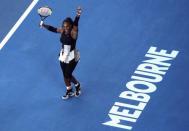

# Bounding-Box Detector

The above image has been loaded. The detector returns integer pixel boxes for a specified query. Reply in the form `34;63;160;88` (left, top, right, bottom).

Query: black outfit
60;32;78;80
43;16;80;87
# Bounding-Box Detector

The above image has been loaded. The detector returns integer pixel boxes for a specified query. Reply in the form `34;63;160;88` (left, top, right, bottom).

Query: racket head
38;6;52;20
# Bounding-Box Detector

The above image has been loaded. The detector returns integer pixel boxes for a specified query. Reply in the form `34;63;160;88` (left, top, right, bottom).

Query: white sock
66;86;72;90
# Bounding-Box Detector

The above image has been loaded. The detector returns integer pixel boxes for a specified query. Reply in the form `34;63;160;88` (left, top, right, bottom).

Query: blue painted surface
0;0;31;41
0;0;189;131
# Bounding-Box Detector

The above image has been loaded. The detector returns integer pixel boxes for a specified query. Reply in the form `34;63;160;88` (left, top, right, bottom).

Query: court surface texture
0;0;189;131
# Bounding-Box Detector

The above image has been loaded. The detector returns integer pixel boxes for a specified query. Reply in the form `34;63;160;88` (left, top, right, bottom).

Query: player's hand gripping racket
38;6;52;28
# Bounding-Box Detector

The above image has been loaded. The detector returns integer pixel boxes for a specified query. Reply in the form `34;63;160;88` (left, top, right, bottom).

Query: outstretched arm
40;22;63;33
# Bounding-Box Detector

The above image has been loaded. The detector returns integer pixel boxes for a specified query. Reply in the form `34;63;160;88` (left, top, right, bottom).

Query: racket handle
40;21;44;28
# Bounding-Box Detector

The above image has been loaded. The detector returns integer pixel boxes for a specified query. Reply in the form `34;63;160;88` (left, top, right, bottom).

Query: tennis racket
38;6;52;27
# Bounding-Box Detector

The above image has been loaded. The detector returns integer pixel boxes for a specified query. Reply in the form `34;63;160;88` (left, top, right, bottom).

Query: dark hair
63;17;73;26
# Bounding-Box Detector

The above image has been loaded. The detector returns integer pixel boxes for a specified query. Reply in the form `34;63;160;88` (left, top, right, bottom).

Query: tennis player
40;7;82;99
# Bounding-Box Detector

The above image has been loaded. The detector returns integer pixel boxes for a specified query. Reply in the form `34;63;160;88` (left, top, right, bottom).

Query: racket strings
38;7;52;17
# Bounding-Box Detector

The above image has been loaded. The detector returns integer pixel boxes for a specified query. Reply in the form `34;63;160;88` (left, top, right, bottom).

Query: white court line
0;0;39;50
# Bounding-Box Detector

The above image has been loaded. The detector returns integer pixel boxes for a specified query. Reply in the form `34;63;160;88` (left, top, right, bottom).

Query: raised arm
71;6;82;39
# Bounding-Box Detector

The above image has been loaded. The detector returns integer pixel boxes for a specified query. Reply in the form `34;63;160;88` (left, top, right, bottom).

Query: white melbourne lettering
102;46;179;130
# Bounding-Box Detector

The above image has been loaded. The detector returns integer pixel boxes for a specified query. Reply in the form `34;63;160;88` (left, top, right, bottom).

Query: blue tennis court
0;0;189;131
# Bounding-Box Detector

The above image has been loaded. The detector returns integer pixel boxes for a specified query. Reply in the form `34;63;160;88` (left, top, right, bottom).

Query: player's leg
60;62;74;99
62;77;74;99
69;61;81;97
71;75;81;97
